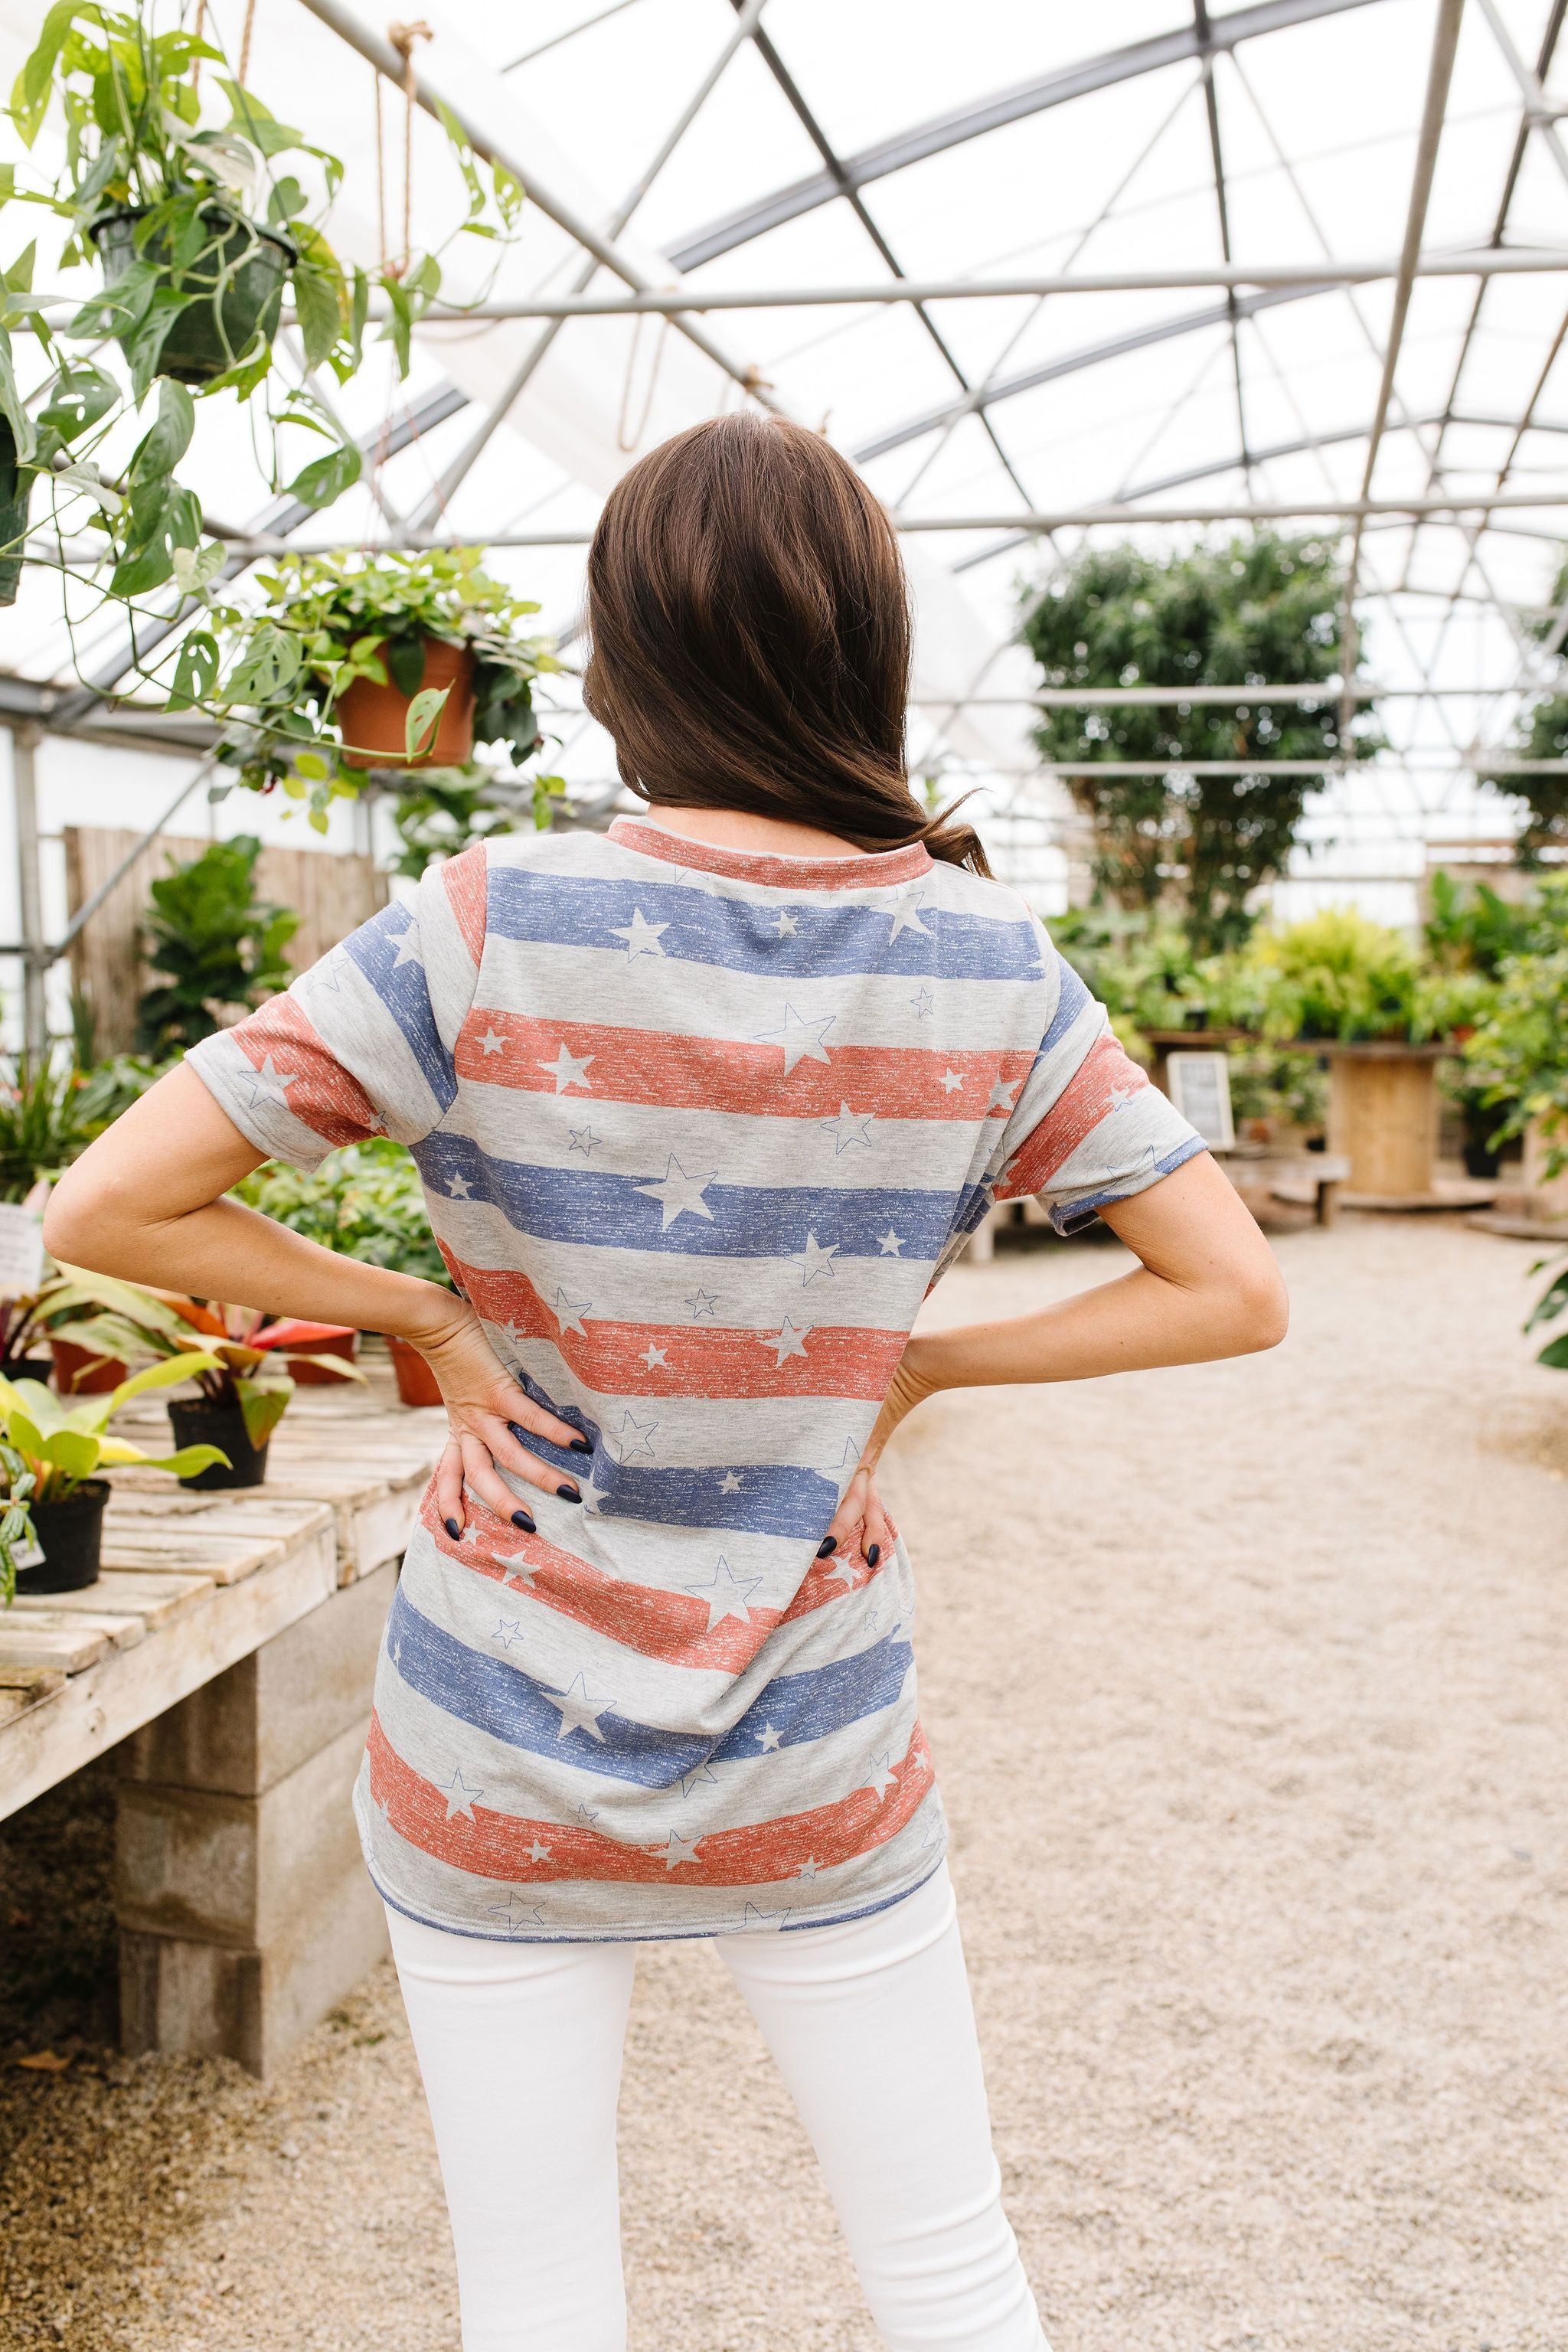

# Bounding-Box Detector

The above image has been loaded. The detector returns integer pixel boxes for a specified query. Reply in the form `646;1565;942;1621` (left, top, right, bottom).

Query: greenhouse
0;2;1565;2347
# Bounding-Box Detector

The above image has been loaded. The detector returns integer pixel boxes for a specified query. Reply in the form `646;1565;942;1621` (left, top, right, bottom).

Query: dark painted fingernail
867;1544;880;1567
444;1517;462;1540
511;1509;536;1533
816;1537;837;1559
569;1436;593;1454
507;1421;528;1444
557;1482;582;1502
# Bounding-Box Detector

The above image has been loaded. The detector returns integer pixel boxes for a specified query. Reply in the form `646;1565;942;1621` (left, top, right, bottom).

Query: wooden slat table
0;1377;444;1824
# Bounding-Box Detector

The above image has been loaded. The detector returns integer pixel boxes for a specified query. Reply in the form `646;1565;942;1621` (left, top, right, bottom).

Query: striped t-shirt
190;815;1202;1942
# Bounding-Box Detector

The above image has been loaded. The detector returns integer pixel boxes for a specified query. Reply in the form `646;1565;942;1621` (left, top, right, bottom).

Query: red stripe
456;1257;905;1400
424;1489;884;1667
224;995;381;1148
995;1033;1148;1198
439;842;489;965
366;1708;935;1887
609;815;933;893
454;1011;1031;1122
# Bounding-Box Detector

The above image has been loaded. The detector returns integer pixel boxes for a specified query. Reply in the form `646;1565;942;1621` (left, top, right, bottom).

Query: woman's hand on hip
416;1298;589;1537
817;1337;939;1570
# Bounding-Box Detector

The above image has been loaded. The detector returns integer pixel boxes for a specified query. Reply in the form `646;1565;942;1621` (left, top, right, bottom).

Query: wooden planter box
1324;1040;1446;1200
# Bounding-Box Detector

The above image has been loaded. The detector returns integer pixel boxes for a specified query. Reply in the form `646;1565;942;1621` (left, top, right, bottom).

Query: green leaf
221;622;303;707
234;1374;292;1449
167;626;220;711
35;361;117;446
110;1351;224;1406
283;436;361;511
0;325;35;463
110;482;200;597
290;226;346;374
1538;1334;1568;1370
129;379;195;488
38;1428;100;1483
266;175;305;224
10;0;80;145
384;633;426;697
170;538;226;597
214;78;305;160
404;684;450;760
5;240;35;295
151;1442;230;1478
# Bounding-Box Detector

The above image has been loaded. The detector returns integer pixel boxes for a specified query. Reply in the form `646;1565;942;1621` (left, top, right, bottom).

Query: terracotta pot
51;1338;127;1395
387;1335;443;1407
337;638;476;770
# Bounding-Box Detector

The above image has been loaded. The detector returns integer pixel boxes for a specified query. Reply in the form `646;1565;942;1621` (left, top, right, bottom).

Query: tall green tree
1478;554;1568;866
137;834;296;1054
1020;533;1377;953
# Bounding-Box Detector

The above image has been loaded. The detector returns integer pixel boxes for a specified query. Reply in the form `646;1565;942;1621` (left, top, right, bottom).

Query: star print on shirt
818;1436;861;1480
543;1673;613;1742
609;907;668;959
719;1469;742;1494
742;1902;787;1928
686;1287;720;1320
753;1003;835;1073
678;1762;719;1799
790;1231;839;1286
525;1838;552;1864
820;1102;874;1154
653;1829;701;1870
568;1125;601;1156
537;1043;594;1093
550;1287;592;1336
795;1856;820;1879
497;1550;538;1585
446;1173;472;1197
493;1618;526;1650
478;1028;506;1055
773;909;799;936
486;1890;547;1934
881;892;933;941
862;1754;899;1800
640;1344;668;1370
237;1054;299;1116
987;1076;1021;1113
441;1766;482;1821
939;1069;965;1094
759;1317;810;1365
910;986;934;1018
391;923;423;969
684;1554;763;1628
634;1154;717;1229
613;1409;658;1462
877;1228;905;1256
822;1553;859;1590
755;1722;782;1752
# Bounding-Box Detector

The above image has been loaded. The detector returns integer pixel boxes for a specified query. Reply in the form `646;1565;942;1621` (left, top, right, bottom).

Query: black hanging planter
17;1479;109;1595
168;1396;268;1489
89;206;296;387
0;413;34;607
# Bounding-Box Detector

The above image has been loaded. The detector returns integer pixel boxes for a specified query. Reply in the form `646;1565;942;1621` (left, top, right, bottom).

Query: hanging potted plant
0;1357;228;1592
45;1268;363;1487
235;1138;453;1406
203;547;562;826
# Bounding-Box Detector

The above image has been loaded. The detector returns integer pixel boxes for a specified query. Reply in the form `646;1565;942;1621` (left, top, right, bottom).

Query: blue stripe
416;1131;967;1261
486;867;1042;983
1040;953;1090;1053
387;1587;912;1790
345;903;456;1114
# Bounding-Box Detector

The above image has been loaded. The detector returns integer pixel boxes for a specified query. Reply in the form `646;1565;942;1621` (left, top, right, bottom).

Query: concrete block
116;1716;368;1945
121;1560;394;1795
120;1861;389;2077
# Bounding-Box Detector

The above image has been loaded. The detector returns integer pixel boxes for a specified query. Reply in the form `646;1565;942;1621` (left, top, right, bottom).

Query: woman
47;415;1287;2352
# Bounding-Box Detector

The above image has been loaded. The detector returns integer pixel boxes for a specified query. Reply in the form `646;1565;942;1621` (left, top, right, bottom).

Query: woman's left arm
43;1062;588;1532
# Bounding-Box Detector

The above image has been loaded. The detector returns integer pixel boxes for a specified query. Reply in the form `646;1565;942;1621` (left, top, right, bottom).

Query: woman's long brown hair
582;413;988;873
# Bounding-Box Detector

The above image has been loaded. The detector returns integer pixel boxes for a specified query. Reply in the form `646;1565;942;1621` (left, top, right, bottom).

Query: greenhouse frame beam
663;0;1387;272
294;0;792;420
272;250;1568;324
1192;0;1253;488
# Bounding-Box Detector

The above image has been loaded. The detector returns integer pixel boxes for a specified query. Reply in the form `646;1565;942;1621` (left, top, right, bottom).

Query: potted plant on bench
0;1356;228;1592
41;1270;362;1488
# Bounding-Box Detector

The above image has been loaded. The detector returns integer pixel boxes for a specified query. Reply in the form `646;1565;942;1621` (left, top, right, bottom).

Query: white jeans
386;1864;1050;2352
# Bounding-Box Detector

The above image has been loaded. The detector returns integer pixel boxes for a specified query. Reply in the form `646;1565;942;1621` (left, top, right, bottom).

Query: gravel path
3;1214;1565;2351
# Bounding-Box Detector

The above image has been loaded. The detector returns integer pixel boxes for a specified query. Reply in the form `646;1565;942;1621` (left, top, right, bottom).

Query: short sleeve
186;843;488;1172
991;939;1206;1234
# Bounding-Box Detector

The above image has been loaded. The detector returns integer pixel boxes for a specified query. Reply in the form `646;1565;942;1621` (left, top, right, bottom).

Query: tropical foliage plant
1477;555;1568;866
384;766;565;880
0;1439;38;1606
196;548;564;827
1525;1250;1568;1370
0;1055;106;1200
1021;534;1380;955
0;1354;229;1503
1462;877;1568;1169
136;831;295;1052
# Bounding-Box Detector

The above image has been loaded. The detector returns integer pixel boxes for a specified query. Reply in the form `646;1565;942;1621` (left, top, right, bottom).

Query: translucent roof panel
2;0;1566;915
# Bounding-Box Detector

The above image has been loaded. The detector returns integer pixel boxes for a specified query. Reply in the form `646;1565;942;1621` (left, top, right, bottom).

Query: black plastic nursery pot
0;413;34;607
89;207;296;387
17;1478;109;1595
168;1398;268;1490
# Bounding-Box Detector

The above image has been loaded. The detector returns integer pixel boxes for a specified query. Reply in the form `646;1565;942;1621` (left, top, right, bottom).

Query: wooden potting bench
0;1361;445;2075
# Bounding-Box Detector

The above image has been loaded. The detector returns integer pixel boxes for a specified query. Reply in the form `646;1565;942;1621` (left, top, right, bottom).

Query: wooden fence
64;827;389;1056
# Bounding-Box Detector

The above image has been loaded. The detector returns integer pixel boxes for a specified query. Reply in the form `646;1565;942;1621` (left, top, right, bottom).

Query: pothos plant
0;2;521;606
187;547;564;828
